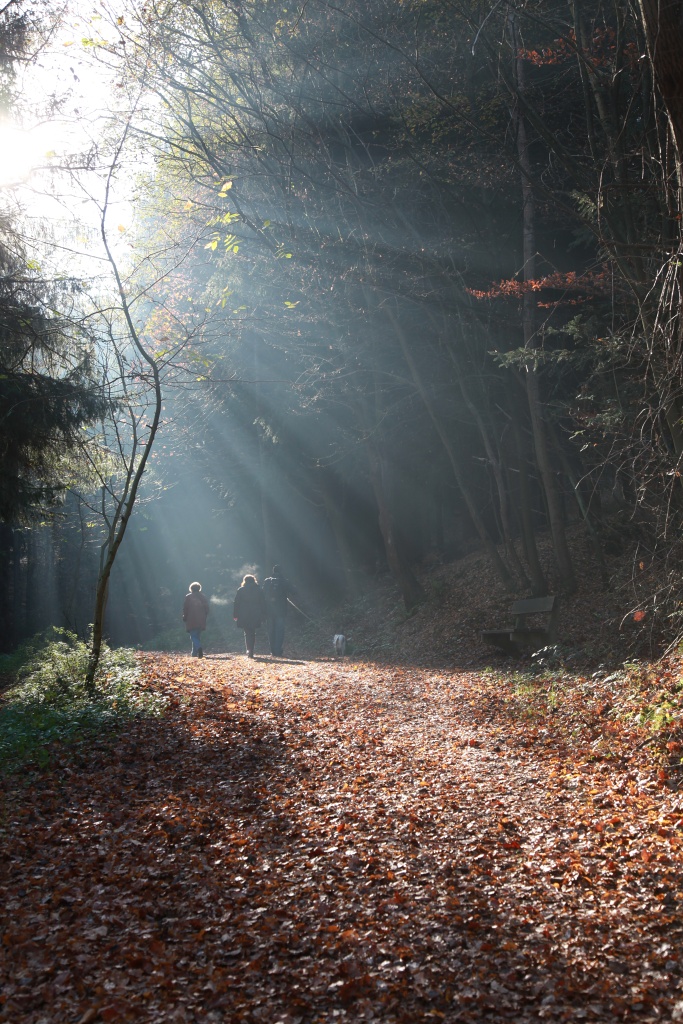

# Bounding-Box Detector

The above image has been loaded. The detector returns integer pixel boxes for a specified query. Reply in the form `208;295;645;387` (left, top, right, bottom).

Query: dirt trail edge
2;652;682;1024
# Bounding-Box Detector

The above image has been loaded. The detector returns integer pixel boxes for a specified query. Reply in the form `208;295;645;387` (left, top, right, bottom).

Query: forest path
2;652;682;1023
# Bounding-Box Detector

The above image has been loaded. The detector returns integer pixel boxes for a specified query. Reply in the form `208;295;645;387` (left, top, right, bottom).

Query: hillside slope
289;526;673;672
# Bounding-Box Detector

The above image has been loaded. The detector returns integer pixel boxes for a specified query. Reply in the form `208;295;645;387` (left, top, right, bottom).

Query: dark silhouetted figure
183;581;209;657
262;564;295;657
233;574;267;658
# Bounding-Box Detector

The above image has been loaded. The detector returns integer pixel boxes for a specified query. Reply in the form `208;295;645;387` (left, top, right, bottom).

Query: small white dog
333;634;347;657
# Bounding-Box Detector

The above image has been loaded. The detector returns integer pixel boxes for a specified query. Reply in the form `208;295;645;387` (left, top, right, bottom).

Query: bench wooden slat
510;596;556;615
482;595;558;654
510;629;553;642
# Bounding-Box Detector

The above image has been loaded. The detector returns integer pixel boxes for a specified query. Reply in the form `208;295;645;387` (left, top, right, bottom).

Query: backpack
263;576;287;613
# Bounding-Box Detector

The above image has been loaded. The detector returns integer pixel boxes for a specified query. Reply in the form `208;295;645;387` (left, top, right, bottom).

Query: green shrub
0;630;57;676
0;629;167;773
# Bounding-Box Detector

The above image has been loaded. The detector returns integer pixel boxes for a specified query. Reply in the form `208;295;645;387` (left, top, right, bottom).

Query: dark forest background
2;0;683;654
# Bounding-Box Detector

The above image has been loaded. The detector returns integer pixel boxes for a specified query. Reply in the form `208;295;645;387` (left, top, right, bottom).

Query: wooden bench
482;596;559;655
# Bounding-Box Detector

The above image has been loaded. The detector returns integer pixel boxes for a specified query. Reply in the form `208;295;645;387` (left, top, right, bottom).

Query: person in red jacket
233;574;267;658
182;581;209;657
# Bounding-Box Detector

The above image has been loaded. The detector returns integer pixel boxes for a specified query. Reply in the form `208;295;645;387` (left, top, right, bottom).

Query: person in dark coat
183;581;209;657
261;564;295;657
233;574;267;658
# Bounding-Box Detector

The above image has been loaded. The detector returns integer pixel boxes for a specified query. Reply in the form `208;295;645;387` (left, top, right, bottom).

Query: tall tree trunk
25;528;41;635
87;146;165;689
259;446;273;575
88;385;162;691
638;0;683;180
441;323;529;589
524;370;576;591
365;437;424;611
549;423;609;587
253;341;273;574
15;529;28;639
510;413;548;595
510;14;577;592
62;495;88;634
318;469;361;600
637;1;683;504
389;309;516;592
665;398;683;459
0;523;16;652
358;383;423;612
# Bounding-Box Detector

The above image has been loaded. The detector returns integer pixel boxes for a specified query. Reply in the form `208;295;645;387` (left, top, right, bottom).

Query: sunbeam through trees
3;0;683;647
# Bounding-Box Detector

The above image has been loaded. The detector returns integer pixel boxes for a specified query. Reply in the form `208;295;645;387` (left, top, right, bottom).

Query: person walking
182;581;209;657
233;574;267;658
262;564;294;657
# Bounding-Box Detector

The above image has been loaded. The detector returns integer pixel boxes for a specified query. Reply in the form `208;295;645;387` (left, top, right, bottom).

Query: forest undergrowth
3;528;683;1021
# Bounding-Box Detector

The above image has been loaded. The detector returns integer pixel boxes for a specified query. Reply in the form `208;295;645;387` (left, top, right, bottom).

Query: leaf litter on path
1;651;682;1023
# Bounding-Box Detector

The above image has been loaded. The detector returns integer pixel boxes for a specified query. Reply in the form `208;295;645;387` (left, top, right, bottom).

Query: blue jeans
267;615;285;656
189;629;202;655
